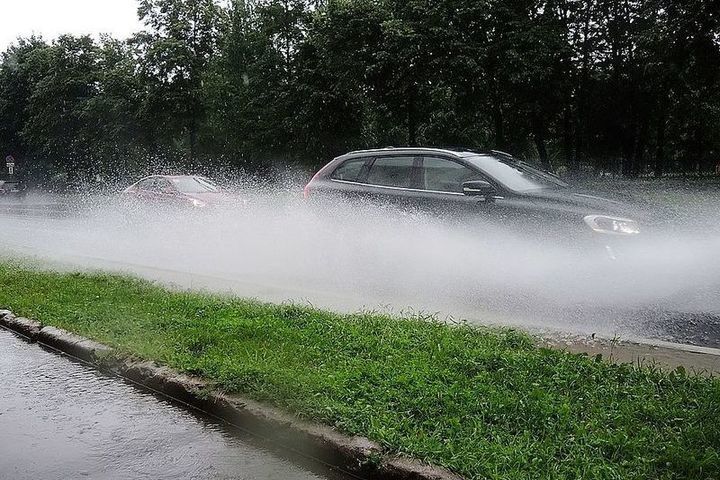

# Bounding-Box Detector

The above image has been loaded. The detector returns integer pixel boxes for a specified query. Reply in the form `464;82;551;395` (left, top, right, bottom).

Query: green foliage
1;261;719;479
0;0;719;181
136;0;223;159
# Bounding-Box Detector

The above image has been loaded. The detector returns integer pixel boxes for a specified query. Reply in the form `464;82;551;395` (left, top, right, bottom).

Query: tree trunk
490;76;505;149
563;100;574;171
407;82;417;145
189;116;198;162
574;2;591;169
629;118;647;177
532;111;551;170
654;97;667;177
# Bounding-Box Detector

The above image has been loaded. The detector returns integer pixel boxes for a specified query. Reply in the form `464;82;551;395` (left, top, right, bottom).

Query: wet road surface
0;329;349;480
1;197;719;349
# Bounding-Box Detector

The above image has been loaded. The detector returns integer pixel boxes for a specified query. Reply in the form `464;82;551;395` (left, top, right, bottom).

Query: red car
122;175;242;209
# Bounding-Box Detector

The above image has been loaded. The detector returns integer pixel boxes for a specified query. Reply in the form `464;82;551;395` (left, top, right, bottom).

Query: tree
85;37;149;177
20;35;103;179
0;37;48;164
1;0;719;179
136;0;223;160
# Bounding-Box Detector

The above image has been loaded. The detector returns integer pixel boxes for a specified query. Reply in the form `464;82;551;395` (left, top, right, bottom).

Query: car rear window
331;158;366;182
365;156;415;188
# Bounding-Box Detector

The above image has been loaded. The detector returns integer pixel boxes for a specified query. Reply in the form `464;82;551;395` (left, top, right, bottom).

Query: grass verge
1;261;719;479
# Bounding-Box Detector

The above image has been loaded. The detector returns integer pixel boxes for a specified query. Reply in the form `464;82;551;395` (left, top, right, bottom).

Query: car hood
522;188;654;220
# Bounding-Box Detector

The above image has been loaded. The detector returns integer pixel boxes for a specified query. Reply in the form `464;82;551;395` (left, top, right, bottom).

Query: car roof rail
432;145;513;157
490;149;514;158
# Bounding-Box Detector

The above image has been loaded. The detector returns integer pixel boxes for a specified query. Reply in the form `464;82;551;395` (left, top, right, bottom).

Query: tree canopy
1;0;718;184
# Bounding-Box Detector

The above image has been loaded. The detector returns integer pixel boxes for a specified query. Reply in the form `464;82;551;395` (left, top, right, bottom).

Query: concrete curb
37;326;113;363
0;310;41;339
624;336;720;357
0;310;462;480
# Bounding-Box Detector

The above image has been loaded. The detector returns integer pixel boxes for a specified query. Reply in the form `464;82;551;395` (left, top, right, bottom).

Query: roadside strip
0;310;460;480
540;332;720;375
624;336;720;357
3;263;719;479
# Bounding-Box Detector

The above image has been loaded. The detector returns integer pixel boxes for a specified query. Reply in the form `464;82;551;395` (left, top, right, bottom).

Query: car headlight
190;198;207;208
583;215;639;235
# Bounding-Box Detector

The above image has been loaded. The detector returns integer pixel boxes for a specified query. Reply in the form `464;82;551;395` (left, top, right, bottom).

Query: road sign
5;155;15;175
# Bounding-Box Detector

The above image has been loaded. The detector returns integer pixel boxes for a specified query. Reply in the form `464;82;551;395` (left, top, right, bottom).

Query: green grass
1;261;719;479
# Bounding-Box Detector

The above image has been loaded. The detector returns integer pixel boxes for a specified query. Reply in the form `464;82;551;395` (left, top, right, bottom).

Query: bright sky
0;0;143;51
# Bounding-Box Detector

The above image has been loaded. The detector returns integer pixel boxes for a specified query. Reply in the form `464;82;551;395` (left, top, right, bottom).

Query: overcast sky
0;0;142;51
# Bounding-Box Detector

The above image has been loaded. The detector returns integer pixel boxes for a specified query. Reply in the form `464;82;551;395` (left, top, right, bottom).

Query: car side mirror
462;180;496;196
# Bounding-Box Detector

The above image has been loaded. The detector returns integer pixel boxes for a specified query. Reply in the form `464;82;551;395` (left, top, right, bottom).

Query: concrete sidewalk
543;333;720;375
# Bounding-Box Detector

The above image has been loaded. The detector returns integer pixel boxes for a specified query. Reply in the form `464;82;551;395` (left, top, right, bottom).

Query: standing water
0;329;349;480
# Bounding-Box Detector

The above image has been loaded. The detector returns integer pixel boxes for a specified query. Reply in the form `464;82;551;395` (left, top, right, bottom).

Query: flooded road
1;194;719;348
0;329;348;480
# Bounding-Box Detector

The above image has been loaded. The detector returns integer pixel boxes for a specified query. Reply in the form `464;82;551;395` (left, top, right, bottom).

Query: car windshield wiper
515;161;568;187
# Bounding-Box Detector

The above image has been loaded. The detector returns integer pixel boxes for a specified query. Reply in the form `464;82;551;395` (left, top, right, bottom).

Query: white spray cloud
1;184;719;344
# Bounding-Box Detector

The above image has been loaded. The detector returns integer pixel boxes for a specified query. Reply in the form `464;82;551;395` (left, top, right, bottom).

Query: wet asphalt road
0;329;348;480
1;198;719;349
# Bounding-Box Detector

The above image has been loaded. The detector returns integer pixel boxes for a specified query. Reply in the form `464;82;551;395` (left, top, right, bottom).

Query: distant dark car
0;180;25;197
122;175;244;209
304;147;643;258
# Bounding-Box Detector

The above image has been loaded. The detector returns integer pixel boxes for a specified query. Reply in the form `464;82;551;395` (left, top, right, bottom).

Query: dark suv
304;147;642;258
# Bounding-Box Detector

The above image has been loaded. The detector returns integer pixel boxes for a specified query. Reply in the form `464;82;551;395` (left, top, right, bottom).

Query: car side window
421;157;483;193
137;178;154;191
331;158;366;182
365;156;416;188
155;178;174;193
148;178;164;192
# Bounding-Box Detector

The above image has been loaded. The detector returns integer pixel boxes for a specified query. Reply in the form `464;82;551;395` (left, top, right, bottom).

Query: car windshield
169;176;220;193
464;155;568;192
